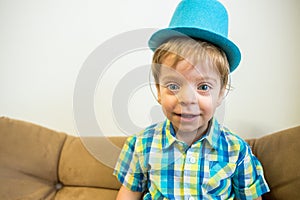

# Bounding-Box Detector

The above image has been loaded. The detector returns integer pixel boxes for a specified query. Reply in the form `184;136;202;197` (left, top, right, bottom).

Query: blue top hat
148;0;241;72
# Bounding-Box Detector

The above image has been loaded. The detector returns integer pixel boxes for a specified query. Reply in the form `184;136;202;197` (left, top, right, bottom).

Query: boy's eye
166;83;180;91
198;84;210;91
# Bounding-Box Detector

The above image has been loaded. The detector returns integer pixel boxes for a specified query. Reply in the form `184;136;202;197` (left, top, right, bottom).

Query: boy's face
156;55;225;136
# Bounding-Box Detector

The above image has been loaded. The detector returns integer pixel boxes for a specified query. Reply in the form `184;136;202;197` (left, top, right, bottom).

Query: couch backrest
246;126;300;200
58;136;124;190
0;117;67;199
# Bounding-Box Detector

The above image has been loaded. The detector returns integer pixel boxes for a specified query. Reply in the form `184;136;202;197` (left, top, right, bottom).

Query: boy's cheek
217;89;226;106
157;95;161;104
155;84;162;104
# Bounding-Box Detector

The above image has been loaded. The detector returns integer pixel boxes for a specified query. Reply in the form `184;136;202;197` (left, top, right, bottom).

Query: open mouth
179;114;198;118
174;113;200;120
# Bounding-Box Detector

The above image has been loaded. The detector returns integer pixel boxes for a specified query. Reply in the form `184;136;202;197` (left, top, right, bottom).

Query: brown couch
0;116;300;200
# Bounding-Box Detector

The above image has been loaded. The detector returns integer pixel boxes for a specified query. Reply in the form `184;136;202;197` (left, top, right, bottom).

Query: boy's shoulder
219;125;247;146
134;120;166;138
125;121;165;147
215;123;253;162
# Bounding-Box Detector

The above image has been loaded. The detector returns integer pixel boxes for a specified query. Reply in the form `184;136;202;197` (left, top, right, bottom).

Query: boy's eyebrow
159;74;218;84
195;76;218;84
158;75;181;85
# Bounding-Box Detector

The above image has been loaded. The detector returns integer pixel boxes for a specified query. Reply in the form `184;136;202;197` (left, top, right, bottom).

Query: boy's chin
175;123;208;135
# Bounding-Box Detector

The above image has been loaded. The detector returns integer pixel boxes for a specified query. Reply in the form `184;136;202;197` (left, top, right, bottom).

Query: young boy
114;0;270;199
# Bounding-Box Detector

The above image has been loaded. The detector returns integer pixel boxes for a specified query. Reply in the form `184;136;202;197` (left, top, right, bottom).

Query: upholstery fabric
246;126;300;200
55;187;118;200
58;136;122;190
0;117;66;199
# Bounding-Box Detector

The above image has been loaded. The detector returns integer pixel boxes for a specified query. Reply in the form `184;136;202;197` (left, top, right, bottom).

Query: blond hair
151;37;230;88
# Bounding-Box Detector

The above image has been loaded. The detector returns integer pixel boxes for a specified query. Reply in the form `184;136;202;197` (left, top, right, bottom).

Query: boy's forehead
159;60;219;82
161;55;215;75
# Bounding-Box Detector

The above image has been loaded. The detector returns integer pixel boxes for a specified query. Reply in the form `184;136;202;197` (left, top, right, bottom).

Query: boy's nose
177;85;197;105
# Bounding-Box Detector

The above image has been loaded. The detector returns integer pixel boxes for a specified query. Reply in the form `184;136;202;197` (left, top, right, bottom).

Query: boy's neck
175;120;212;146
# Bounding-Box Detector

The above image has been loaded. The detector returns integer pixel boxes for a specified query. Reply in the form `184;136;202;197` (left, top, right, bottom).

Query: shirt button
189;156;196;164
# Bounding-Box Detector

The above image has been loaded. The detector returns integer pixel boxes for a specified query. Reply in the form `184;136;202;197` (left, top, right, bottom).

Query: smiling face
152;38;230;140
156;56;225;137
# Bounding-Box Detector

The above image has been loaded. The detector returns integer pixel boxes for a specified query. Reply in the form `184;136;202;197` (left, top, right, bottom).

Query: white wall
1;0;299;138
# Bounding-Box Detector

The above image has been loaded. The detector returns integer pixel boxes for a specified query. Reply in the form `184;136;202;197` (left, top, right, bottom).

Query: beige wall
1;0;299;138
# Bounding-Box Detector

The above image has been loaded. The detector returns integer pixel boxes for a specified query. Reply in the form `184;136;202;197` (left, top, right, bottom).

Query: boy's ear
156;84;161;104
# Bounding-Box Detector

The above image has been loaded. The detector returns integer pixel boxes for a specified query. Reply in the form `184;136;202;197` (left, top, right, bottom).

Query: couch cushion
58;136;124;190
55;187;118;200
0;117;67;199
246;126;300;200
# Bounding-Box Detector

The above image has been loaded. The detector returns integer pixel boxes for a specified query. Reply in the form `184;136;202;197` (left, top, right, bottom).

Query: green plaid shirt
114;119;269;199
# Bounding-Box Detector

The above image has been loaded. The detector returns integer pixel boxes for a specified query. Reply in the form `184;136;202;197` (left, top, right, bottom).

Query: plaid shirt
114;119;269;199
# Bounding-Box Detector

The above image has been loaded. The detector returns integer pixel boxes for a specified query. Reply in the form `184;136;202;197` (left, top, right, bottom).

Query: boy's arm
232;143;269;199
116;185;143;200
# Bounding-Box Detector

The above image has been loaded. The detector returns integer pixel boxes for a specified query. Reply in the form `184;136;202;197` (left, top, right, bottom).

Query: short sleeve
233;143;270;199
113;136;148;192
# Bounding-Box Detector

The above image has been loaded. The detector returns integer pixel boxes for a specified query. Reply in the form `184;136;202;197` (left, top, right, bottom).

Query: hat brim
148;27;241;72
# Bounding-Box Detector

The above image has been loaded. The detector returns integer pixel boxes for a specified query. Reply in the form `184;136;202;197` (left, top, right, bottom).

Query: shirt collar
204;118;221;151
161;119;177;149
161;118;221;150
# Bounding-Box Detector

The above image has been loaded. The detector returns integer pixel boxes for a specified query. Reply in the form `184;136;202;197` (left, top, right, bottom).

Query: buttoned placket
183;142;202;200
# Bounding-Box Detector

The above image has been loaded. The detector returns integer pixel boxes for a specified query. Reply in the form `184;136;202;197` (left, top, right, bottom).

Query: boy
113;0;270;199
